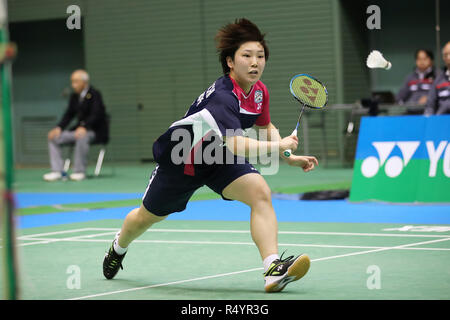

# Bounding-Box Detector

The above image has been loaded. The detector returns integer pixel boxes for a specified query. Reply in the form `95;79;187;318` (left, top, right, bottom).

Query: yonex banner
350;115;450;203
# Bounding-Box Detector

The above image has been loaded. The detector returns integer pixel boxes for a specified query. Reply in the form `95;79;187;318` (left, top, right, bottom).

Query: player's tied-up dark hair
215;18;269;74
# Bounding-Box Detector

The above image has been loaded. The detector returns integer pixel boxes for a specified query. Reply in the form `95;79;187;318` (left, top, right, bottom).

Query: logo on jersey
255;90;263;103
255;90;263;110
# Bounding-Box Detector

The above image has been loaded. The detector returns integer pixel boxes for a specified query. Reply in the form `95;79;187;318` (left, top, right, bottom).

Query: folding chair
64;113;112;177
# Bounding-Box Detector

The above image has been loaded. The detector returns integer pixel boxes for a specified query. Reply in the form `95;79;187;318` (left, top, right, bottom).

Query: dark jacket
396;67;438;104
424;68;450;115
57;86;109;144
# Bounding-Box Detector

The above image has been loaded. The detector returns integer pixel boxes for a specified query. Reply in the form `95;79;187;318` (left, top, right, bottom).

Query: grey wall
340;0;371;103
8;0;349;165
6;0;449;166
82;0;341;162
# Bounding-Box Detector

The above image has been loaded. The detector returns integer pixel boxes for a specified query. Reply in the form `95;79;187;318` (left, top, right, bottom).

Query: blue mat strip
17;199;450;229
15;193;143;208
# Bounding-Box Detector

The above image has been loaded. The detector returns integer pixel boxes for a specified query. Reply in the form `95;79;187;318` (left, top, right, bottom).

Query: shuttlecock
366;50;392;70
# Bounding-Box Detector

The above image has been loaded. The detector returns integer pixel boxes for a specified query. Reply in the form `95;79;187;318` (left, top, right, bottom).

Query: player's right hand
48;127;61;140
286;155;319;172
279;135;298;153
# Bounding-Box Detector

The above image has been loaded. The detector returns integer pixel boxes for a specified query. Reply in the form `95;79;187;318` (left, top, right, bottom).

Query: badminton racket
283;74;328;157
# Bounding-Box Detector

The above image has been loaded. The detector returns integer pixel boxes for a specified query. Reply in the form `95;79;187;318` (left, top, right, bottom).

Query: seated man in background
44;69;108;181
396;49;438;112
424;42;450;116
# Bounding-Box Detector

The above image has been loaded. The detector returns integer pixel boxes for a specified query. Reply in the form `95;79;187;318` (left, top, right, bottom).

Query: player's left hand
418;95;427;105
286;155;318;172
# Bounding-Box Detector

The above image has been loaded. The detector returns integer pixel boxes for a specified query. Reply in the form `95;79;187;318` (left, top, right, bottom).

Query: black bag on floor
300;189;349;200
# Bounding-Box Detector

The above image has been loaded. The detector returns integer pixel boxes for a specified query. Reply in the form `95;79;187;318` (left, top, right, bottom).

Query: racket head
289;74;328;109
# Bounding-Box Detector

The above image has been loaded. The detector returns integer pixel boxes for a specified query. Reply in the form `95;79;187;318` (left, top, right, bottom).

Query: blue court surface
16;192;450;229
15;192;142;208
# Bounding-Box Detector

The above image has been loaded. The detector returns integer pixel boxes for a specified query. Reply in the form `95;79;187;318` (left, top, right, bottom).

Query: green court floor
14;162;353;195
12;219;450;300
4;164;449;300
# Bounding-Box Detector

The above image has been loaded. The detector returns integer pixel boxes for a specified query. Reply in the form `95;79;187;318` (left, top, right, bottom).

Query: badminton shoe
103;239;126;280
43;171;62;181
263;253;310;293
69;172;86;181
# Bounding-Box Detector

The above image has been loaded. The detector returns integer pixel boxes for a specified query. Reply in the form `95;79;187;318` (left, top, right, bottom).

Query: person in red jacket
424;42;450;115
396;49;438;109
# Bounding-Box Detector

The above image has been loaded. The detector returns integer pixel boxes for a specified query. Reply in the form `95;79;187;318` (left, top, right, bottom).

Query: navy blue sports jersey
152;74;270;175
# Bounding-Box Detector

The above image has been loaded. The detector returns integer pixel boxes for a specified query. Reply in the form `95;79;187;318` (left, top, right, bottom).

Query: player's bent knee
223;173;271;205
138;204;167;225
248;185;272;209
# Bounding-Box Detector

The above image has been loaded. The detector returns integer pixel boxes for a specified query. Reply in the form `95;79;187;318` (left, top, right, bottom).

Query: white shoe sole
70;176;86;181
43;176;62;182
264;254;310;293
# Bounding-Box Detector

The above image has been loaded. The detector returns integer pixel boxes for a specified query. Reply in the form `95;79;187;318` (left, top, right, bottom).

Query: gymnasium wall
6;0;375;165
83;0;342;162
9;19;84;164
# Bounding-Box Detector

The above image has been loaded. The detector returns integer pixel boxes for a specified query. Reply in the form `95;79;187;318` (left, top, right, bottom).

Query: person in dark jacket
424;42;450;115
44;69;108;181
396;49;438;112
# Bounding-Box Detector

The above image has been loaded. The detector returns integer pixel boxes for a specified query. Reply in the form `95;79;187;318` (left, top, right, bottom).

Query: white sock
113;232;128;255
263;254;279;273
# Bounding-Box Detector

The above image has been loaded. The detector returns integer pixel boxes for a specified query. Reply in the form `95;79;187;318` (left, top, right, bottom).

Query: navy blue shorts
142;161;260;216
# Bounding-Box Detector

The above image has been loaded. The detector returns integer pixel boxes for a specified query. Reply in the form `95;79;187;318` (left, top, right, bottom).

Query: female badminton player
103;18;318;293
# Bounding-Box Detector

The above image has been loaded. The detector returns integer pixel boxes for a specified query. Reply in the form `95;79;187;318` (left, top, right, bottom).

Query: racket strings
291;76;327;109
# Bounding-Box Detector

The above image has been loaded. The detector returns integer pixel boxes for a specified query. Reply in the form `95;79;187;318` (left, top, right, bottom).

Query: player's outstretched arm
225;134;317;172
224;134;298;158
255;122;294;162
255;122;316;169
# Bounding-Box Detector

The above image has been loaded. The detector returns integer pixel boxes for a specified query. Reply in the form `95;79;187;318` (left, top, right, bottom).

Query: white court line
311;237;450;262
18;227;450;252
17;227;450;241
17;236;450;251
0;228;96;248
68;236;450;300
17;227;450;251
18;228;95;239
69;267;264;300
84;227;450;238
18;231;117;247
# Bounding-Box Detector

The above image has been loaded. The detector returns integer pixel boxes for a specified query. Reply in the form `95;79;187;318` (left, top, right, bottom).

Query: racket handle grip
283;149;292;157
283;129;298;157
